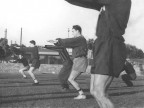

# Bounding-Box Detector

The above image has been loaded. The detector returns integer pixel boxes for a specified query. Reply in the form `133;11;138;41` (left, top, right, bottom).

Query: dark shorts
91;37;126;77
30;59;40;69
22;66;30;71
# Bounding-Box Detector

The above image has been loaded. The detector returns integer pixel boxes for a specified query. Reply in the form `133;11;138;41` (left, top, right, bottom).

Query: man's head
72;25;82;37
29;40;36;47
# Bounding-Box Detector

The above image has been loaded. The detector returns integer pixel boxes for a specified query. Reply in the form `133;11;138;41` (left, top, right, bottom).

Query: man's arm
55;37;84;48
65;0;109;11
20;47;34;52
44;45;71;62
44;45;64;51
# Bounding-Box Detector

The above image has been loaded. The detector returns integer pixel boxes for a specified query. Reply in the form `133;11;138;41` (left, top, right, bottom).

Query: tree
126;44;144;59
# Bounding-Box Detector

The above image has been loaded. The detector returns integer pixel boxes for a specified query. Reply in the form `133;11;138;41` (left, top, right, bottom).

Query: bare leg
90;74;103;107
90;74;94;95
68;70;86;99
28;67;38;83
90;74;114;108
19;66;29;78
104;76;114;98
68;70;82;90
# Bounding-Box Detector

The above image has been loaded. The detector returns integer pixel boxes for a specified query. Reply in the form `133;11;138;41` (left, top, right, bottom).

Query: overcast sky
0;0;144;51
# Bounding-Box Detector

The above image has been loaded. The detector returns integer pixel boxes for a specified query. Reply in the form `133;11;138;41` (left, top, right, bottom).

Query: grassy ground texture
0;70;144;108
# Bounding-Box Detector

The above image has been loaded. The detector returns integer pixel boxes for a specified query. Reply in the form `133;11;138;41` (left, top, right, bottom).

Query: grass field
0;72;144;108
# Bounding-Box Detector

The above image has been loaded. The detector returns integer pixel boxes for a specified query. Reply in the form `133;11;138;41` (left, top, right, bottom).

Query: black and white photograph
0;0;144;108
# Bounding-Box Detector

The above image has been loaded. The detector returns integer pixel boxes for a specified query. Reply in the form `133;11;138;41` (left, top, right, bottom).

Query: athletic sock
78;89;84;95
23;75;26;78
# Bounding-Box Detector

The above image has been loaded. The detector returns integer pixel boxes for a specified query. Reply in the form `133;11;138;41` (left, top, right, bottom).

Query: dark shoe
32;82;39;86
23;76;27;79
125;80;133;87
122;75;133;87
61;88;70;92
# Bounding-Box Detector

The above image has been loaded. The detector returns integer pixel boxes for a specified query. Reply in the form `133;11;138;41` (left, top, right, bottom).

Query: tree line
2;39;143;61
87;39;144;59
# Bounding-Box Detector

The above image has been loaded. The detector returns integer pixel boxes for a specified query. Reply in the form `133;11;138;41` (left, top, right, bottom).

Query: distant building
38;48;93;65
38;48;72;64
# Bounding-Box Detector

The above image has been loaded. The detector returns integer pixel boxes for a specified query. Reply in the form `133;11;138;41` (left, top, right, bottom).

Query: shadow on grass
1;88;141;103
109;84;144;90
0;83;62;88
86;95;94;99
109;89;144;96
0;89;77;98
83;89;144;100
1;95;78;104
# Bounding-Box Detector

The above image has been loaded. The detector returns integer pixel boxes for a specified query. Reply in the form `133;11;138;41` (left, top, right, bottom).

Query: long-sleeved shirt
17;57;29;67
55;36;88;58
65;0;131;41
20;46;39;62
44;45;72;63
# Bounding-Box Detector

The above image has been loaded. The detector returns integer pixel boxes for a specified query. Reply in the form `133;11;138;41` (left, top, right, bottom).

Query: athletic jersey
44;45;72;63
18;57;29;67
20;46;39;63
56;36;88;58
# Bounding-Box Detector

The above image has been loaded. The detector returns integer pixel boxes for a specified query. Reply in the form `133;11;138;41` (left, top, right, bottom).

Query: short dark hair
72;25;82;34
30;40;36;45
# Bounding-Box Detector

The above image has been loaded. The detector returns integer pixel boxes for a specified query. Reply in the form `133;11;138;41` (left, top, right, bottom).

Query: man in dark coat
65;0;131;107
44;45;73;91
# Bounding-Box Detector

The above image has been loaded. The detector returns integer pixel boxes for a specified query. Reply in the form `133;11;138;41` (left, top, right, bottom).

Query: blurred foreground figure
65;0;131;107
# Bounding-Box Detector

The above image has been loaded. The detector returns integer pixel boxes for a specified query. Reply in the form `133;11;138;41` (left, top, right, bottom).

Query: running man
44;45;73;91
20;40;40;85
17;54;30;79
49;25;88;99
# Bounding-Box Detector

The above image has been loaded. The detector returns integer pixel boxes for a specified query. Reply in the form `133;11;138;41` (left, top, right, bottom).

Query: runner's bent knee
68;70;79;81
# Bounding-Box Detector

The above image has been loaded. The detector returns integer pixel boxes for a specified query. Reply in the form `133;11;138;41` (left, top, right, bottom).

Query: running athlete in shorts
18;55;30;79
49;25;88;99
21;40;40;85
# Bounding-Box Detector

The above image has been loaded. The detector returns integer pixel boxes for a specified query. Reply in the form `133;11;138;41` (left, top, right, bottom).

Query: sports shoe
124;80;133;87
74;94;86;99
122;75;133;87
23;76;27;79
61;88;70;92
32;82;39;86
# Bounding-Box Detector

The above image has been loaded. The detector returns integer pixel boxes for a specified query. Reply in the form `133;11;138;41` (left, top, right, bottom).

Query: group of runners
0;0;138;107
12;24;136;108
